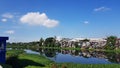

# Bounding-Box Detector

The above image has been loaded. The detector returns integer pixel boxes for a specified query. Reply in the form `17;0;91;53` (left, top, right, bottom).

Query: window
0;42;4;50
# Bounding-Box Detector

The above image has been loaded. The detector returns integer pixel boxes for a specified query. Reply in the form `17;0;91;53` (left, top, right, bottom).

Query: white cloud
20;12;59;28
83;21;89;24
94;7;110;12
2;13;13;18
1;18;7;22
5;30;15;34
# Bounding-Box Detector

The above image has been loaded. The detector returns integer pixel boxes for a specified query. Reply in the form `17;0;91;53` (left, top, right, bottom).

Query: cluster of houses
55;37;120;49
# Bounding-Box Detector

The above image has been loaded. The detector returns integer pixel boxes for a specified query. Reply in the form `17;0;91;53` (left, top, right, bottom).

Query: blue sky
0;0;120;42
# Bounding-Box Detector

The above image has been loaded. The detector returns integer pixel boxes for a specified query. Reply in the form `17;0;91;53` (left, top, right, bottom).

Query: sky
0;0;120;42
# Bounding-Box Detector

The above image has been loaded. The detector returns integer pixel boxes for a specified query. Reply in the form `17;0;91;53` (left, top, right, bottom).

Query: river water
23;48;120;64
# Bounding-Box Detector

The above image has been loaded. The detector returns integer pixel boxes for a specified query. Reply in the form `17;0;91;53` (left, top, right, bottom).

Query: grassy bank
6;50;54;68
52;63;120;68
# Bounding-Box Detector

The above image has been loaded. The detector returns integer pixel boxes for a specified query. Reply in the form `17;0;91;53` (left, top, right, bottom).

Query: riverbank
40;47;120;53
5;49;120;68
7;45;120;53
52;63;120;68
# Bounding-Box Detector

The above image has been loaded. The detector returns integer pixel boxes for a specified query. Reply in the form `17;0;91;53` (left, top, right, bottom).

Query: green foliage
104;45;115;50
106;36;117;46
82;39;90;42
74;42;79;48
104;36;117;50
6;50;24;58
6;50;53;68
44;49;56;57
39;38;44;46
44;37;56;47
52;63;120;68
6;49;120;68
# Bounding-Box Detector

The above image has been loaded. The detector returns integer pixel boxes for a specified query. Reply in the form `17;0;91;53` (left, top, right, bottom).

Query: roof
0;37;9;40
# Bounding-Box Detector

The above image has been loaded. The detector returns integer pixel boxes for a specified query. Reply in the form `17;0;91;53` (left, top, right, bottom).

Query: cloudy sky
0;0;120;42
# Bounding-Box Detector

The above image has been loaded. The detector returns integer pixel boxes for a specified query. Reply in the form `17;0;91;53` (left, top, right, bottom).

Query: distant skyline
0;0;120;42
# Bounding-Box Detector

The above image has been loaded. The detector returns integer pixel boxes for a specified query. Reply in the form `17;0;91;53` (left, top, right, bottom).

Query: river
23;48;120;64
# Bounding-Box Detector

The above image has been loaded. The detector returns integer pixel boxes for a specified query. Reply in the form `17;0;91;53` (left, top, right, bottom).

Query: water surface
24;48;120;64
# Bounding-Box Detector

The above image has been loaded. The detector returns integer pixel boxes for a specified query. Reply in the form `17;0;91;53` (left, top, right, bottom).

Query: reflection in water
24;49;40;55
23;48;120;64
36;48;120;64
44;49;56;57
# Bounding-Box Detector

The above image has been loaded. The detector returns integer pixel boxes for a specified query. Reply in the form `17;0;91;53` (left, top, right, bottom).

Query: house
55;37;107;49
89;38;106;48
115;38;120;49
59;38;71;47
0;37;9;63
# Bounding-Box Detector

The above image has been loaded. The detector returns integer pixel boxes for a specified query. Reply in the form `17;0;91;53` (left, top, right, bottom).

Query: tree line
7;36;119;50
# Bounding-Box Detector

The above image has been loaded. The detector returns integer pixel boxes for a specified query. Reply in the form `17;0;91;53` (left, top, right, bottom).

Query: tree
74;42;79;48
39;38;44;47
82;39;90;42
106;36;117;46
44;37;56;47
104;36;117;50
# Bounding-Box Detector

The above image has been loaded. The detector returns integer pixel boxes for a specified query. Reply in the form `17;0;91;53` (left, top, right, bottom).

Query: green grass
51;63;120;68
7;45;28;49
6;50;54;68
6;50;24;58
18;54;54;67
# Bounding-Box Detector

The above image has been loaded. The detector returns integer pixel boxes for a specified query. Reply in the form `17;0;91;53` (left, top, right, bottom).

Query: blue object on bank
0;37;9;63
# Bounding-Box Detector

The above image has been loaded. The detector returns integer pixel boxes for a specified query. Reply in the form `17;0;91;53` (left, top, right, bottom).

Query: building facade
0;37;9;63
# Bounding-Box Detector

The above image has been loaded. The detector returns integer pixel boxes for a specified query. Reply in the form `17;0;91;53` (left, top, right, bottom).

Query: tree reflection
105;52;120;63
44;49;56;57
38;48;120;63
